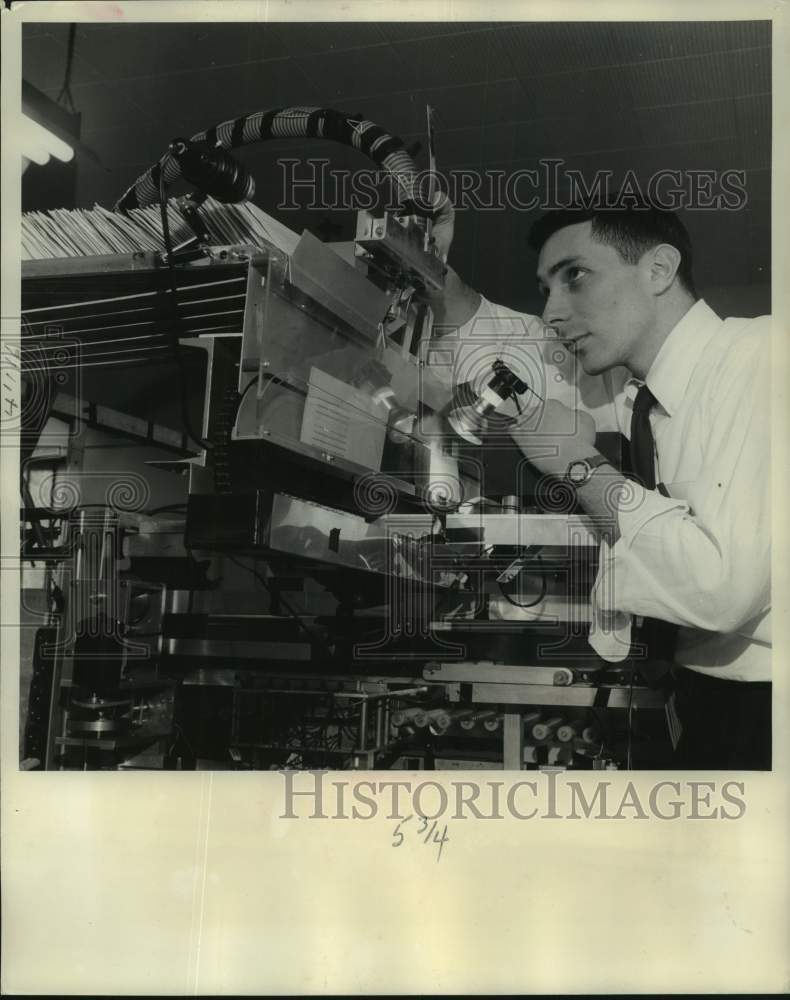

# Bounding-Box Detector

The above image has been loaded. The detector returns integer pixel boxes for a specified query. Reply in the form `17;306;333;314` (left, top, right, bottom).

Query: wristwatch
564;454;611;487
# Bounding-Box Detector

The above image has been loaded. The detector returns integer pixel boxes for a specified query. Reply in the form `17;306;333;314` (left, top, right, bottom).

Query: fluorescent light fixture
22;80;81;174
20;113;74;166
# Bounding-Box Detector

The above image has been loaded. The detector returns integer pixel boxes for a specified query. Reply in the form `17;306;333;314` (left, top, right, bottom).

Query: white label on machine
300;366;388;470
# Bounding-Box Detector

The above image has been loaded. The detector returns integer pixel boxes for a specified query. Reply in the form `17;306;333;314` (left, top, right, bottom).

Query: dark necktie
625;383;658;488
624;384;678;672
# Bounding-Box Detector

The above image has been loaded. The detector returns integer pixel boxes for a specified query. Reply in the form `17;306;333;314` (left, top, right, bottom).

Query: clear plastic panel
237;241;466;505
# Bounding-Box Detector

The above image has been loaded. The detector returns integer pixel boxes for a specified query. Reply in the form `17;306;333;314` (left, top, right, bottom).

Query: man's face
536;221;655;375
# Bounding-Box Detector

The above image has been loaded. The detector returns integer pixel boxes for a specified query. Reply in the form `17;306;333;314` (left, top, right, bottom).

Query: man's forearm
574;459;626;544
538;443;625;544
424;265;481;331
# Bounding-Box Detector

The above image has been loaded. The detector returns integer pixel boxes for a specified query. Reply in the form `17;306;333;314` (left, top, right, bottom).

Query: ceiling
22;19;771;315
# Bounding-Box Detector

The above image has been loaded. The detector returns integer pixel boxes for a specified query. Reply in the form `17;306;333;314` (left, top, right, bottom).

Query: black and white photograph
2;2;788;995
13;14;773;773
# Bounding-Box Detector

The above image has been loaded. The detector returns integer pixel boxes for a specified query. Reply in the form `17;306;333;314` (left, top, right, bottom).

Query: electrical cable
167;721;198;759
170;138;255;204
116;108;425;215
56;24;77;112
232;377;258;425
497;554;547;609
158;173;213;452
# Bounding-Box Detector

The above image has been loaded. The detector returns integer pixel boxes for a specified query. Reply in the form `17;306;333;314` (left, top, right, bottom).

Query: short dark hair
528;204;697;297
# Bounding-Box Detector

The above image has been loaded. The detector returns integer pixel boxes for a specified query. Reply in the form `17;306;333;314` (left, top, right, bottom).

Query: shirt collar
637;299;722;416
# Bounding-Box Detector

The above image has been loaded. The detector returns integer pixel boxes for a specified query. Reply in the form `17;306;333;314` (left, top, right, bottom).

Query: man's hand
423;191;480;329
430;191;454;263
509;398;596;477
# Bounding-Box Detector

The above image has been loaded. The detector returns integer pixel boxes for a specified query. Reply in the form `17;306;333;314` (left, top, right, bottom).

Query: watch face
566;460;589;485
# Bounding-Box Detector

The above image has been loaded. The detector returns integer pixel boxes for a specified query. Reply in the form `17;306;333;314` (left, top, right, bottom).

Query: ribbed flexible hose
115;106;422;213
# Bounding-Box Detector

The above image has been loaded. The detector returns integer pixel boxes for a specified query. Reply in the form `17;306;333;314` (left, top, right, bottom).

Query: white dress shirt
595;298;771;681
440;296;771;681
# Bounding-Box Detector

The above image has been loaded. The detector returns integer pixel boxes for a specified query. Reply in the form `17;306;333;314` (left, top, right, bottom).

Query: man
428;201;771;769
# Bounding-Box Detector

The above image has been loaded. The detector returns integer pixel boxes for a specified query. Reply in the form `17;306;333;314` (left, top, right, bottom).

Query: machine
18;106;672;771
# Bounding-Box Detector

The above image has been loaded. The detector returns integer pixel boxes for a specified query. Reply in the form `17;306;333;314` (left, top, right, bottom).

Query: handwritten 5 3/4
391;815;450;861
